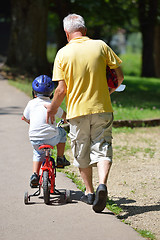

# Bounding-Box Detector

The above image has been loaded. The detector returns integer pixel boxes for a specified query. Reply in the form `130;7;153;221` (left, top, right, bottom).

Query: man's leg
79;166;94;194
69;116;94;203
92;160;111;212
97;160;112;185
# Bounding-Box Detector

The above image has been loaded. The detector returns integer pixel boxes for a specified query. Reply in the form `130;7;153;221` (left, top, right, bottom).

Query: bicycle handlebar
57;119;69;127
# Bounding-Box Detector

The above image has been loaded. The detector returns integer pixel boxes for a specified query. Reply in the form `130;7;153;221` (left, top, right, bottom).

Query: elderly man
46;14;124;213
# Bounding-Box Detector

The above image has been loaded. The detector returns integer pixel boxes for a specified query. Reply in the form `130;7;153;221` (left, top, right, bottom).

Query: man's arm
45;80;67;124
109;66;124;94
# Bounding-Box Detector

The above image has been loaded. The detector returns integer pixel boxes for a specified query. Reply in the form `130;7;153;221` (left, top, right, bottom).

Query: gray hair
63;14;86;33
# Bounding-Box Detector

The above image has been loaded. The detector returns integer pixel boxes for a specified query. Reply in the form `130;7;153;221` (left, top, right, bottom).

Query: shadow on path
113;197;160;220
0;106;23;115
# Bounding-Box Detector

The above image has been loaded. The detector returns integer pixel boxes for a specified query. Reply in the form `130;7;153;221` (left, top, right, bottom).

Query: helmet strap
32;90;37;99
50;93;53;99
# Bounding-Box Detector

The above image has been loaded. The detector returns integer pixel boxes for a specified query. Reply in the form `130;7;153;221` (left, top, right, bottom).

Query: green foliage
120;51;141;77
106;199;123;215
48;0;139;42
47;44;57;64
135;229;156;240
113;127;135;134
47;13;59;43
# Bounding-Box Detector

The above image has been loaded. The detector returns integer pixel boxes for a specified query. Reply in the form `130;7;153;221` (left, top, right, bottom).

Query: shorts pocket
70;139;78;160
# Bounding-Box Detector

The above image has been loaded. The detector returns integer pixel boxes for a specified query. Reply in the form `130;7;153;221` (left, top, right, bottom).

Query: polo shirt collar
68;36;90;44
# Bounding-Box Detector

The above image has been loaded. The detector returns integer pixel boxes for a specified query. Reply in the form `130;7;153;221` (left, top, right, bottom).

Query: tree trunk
6;0;50;75
154;24;160;78
138;0;158;77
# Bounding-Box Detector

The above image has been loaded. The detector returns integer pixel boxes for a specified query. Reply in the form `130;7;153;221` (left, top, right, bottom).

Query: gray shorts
68;112;113;168
30;127;66;162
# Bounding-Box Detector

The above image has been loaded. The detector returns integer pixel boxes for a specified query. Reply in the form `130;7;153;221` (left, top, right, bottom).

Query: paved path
0;75;144;240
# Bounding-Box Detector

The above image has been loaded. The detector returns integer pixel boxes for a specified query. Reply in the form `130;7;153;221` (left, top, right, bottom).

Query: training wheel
65;190;71;203
24;191;29;204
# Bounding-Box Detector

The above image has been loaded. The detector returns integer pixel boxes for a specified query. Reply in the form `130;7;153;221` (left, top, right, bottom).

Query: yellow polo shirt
53;36;122;119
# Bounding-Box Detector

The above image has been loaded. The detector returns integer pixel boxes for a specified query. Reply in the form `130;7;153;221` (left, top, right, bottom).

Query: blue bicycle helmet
32;75;54;96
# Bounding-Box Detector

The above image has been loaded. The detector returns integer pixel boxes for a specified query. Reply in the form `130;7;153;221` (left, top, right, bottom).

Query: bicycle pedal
56;165;64;169
30;184;39;188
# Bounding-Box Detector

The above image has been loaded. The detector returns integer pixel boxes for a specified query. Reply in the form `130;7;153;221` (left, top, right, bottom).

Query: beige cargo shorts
68;112;113;168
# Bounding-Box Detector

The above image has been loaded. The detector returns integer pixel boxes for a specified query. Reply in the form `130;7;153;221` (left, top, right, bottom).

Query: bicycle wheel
24;191;29;204
65;189;71;203
43;171;50;205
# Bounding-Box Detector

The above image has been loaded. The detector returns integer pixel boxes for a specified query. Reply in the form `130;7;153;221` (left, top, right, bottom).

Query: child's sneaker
56;155;70;168
30;173;39;188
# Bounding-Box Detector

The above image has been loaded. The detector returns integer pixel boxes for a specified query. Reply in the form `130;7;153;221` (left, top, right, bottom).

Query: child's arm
22;115;30;124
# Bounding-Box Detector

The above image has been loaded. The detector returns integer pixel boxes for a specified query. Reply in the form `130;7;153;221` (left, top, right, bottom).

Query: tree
6;0;51;75
138;0;158;77
5;0;160;78
51;0;136;49
154;24;160;77
51;0;160;78
0;0;11;56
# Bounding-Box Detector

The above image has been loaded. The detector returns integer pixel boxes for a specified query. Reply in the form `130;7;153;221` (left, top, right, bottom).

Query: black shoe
92;184;108;213
56;155;70;168
80;193;95;205
30;173;39;188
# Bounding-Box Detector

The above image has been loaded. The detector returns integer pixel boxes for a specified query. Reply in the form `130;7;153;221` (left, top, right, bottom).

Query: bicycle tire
24;191;29;204
65;189;71;203
43;171;50;205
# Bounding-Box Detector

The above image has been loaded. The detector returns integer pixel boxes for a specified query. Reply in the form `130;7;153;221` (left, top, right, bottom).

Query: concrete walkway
0;75;144;240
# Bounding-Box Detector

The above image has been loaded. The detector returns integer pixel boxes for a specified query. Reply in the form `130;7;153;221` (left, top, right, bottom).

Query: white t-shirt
23;96;63;141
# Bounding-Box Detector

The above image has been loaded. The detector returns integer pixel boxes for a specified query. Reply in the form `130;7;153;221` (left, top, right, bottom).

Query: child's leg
56;142;70;167
56;142;65;157
55;127;70;167
31;141;45;175
30;143;45;188
33;161;43;176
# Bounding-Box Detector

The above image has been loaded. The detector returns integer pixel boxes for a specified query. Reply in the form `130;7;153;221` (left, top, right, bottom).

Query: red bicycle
24;144;71;205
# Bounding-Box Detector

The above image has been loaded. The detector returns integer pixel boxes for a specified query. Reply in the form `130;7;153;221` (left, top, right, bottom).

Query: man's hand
109;67;124;95
109;87;116;95
114;67;124;87
44;103;57;124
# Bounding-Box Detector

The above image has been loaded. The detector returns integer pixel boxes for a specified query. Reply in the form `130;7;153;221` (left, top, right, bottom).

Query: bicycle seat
39;145;53;150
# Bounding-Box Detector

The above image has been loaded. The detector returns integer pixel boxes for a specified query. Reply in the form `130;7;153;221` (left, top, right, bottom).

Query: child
22;75;70;188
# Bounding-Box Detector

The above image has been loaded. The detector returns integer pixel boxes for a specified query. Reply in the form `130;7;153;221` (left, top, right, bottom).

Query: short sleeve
52;50;64;81
23;101;31;120
103;43;122;69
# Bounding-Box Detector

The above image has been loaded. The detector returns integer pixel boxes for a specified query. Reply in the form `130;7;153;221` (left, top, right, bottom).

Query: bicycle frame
39;145;55;194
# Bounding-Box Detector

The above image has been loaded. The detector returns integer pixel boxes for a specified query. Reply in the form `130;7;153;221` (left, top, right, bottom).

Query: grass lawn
111;76;160;120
